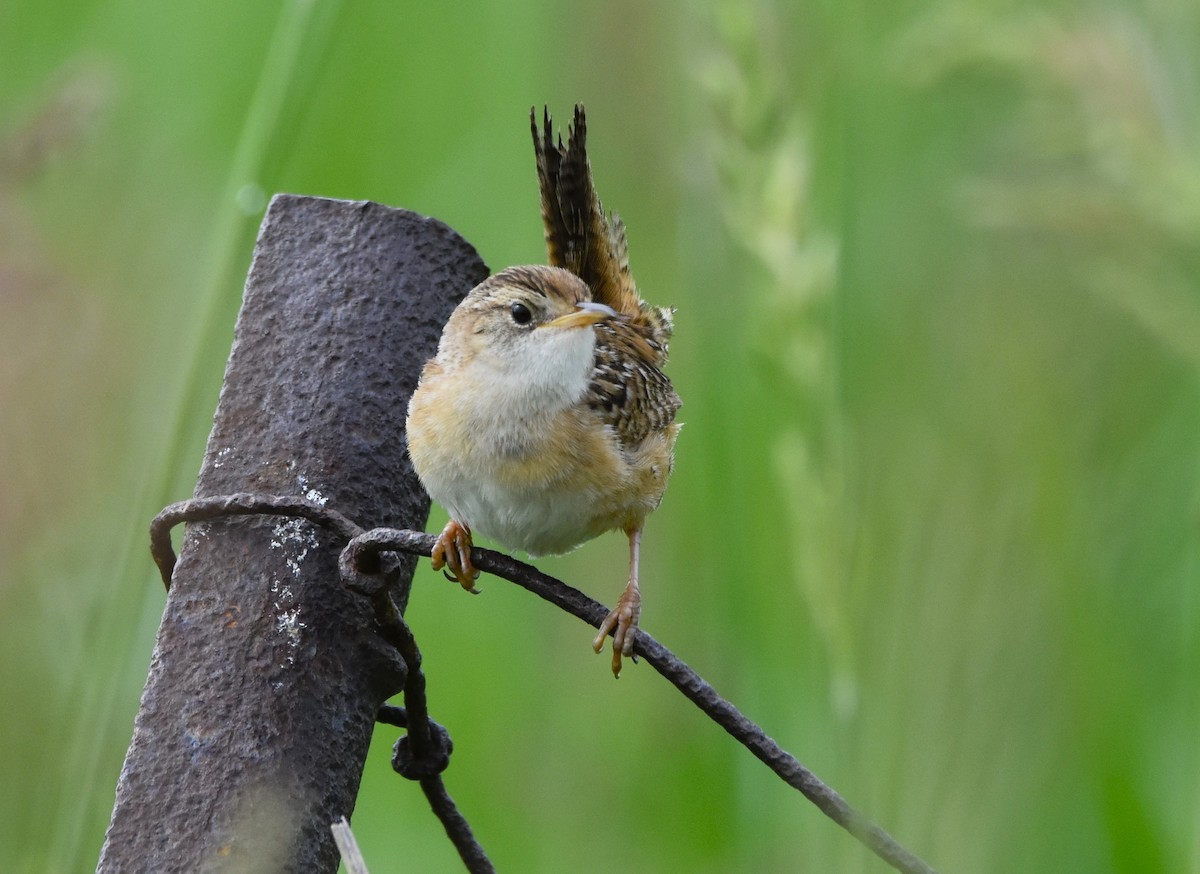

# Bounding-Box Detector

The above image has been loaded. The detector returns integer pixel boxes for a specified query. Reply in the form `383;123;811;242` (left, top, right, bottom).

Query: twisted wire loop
348;543;495;874
150;494;366;589
149;494;496;874
152;494;939;874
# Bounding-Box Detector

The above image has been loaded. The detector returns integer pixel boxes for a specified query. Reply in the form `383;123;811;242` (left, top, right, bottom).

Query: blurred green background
3;0;1199;871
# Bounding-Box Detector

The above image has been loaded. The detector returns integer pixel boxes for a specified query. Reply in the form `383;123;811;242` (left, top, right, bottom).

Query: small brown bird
405;105;680;676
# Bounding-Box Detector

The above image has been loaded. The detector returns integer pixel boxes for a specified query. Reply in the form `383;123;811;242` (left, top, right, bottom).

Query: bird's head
436;266;616;379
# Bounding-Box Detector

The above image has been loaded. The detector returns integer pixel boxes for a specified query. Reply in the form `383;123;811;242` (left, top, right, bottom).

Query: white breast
441;473;604;557
463;323;595;453
409;324;607;556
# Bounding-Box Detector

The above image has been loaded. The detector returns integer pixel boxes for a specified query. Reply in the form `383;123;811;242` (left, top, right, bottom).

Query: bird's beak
542;301;617;330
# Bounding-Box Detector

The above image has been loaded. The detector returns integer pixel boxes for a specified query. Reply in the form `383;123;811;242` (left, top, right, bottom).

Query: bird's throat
461;327;595;455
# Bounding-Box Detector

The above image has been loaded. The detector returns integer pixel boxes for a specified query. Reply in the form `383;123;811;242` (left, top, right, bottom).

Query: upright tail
531;104;674;356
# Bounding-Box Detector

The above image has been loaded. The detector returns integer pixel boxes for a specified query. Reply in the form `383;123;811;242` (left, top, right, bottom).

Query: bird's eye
510;302;533;325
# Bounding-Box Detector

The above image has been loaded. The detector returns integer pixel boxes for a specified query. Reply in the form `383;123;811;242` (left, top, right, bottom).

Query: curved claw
592;583;641;677
430;519;481;594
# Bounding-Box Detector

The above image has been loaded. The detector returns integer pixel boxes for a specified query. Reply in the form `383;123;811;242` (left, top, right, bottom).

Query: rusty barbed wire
152;495;493;873
152;494;938;874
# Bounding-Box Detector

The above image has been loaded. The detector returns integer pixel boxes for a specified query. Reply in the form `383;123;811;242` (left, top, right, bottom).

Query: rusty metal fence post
97;195;488;873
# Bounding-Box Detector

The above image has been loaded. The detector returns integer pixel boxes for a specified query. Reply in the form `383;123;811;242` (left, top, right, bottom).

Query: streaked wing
587;321;681;447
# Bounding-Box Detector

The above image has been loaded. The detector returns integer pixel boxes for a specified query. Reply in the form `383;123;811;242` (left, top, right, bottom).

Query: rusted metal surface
98;195;487;873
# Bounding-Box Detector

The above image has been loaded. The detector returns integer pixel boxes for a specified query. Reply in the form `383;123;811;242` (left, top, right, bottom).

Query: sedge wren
405;105;680;676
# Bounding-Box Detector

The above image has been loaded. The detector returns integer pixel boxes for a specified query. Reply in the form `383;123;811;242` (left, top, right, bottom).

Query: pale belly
406;353;673;557
408;407;660;557
433;470;613;557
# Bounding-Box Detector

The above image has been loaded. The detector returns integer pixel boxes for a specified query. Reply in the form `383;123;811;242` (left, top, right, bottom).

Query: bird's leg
430;518;481;594
593;524;643;677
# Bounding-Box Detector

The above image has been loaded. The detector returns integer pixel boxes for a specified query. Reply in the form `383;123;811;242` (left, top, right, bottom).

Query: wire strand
152;495;938;874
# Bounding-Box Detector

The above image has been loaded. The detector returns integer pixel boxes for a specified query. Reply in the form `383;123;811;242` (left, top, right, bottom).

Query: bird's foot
430;518;480;594
593;582;641;677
